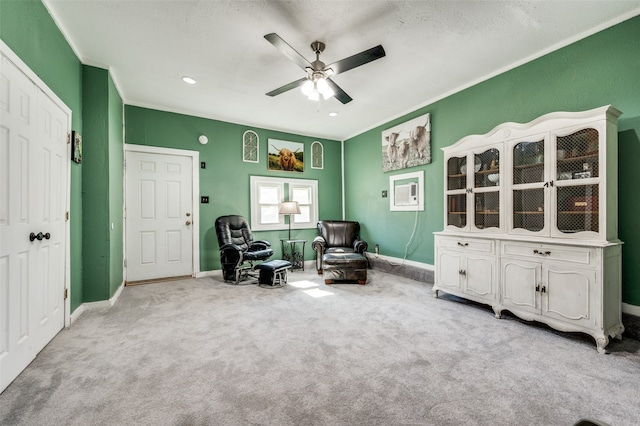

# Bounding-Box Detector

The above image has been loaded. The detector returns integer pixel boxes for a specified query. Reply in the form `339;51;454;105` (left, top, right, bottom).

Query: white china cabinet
434;105;624;353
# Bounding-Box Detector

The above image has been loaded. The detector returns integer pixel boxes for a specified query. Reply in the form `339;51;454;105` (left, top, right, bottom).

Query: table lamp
279;201;301;240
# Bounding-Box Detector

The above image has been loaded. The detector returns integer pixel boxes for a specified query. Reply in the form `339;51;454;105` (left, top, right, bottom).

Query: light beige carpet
2;268;639;425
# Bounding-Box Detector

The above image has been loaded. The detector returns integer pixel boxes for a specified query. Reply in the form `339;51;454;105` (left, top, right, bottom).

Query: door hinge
64;288;69;300
67;133;71;144
66;211;69;221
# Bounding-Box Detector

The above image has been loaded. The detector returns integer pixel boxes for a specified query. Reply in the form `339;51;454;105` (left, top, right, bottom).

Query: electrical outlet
201;196;209;204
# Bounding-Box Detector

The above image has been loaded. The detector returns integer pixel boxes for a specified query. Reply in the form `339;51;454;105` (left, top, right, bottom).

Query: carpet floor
1;268;639;426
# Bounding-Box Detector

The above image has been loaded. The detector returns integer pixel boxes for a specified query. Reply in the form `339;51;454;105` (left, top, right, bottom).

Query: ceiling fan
264;33;385;104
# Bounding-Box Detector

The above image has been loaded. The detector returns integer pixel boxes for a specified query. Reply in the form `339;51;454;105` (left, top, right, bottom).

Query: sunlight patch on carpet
288;280;319;289
303;288;335;298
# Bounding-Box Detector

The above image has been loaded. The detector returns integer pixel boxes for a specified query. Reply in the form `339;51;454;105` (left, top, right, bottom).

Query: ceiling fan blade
264;33;312;71
266;77;308;97
326;79;353;104
327;45;386;76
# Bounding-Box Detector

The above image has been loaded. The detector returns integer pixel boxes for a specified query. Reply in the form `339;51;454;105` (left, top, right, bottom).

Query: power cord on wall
402;207;420;263
368;207;420;268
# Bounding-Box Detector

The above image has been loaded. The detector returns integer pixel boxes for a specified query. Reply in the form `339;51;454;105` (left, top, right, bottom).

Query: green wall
124;106;343;271
1;0;84;311
344;15;640;306
82;66;124;301
2;0;639;309
108;76;124;296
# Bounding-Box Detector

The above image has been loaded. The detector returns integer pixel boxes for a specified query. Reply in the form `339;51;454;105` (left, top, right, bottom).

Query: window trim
250;176;318;231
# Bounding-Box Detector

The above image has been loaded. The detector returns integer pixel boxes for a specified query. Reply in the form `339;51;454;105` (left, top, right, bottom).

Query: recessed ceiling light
329;112;338;117
182;76;197;85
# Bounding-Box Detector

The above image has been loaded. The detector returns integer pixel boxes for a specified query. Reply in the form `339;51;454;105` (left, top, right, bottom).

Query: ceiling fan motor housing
310;41;325;54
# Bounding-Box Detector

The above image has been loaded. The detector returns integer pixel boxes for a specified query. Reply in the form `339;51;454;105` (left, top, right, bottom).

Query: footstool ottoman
321;252;367;285
255;259;292;287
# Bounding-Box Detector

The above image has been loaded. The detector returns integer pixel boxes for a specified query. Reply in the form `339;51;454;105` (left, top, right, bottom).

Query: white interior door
125;150;194;282
0;52;69;393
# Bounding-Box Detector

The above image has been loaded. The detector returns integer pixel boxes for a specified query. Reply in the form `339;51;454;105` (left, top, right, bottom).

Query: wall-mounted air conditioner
389;171;424;212
394;182;418;206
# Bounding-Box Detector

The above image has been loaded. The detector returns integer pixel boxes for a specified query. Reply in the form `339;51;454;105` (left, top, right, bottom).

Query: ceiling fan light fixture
308;90;320;101
316;77;329;93
301;79;314;96
321;85;334;100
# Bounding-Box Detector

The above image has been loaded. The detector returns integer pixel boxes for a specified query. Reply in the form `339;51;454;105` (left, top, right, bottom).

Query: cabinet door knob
185;220;191;226
535;284;540;292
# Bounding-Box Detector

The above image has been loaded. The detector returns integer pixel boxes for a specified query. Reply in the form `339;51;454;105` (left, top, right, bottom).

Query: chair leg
325;279;333;285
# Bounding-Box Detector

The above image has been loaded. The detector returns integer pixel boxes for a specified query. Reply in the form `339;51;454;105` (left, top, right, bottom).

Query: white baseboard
366;252;435;271
622;302;640;317
70;304;85;325
69;281;125;324
196;270;222;278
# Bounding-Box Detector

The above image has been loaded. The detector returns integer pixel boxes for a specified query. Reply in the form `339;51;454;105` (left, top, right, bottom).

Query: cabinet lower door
501;258;540;315
464;255;494;299
437;251;462;291
542;264;595;327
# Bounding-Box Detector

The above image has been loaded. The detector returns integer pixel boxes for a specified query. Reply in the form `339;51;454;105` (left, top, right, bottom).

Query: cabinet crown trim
442;105;621;152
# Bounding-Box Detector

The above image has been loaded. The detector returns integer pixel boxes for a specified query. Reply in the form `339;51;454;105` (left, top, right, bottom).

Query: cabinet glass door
473;148;500;231
447;194;467;228
513;140;544;185
474;148;500;188
513;188;545;232
512;139;546;233
555;128;600;235
446;155;468;229
557;184;599;234
447;156;466;190
555;128;599;181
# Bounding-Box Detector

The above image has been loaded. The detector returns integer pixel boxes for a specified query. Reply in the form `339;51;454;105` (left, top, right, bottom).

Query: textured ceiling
43;0;640;140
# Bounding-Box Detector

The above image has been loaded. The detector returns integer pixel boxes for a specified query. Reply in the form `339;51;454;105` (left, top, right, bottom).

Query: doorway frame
123;144;201;280
1;39;72;327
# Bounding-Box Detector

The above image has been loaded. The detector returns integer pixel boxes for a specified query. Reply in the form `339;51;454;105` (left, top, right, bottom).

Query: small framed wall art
71;131;82;163
242;130;259;163
268;139;303;172
311;141;323;169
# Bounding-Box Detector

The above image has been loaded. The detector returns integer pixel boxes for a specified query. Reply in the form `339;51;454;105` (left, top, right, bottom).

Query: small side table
280;239;306;271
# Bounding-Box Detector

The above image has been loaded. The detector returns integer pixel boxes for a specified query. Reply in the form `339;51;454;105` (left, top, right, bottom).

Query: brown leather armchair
312;220;368;284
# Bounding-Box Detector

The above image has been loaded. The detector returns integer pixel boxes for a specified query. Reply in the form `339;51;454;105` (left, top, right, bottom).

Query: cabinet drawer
437;236;494;254
501;242;594;266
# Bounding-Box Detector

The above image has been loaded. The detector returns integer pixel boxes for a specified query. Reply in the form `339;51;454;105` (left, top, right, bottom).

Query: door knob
185;220;191;226
29;232;50;241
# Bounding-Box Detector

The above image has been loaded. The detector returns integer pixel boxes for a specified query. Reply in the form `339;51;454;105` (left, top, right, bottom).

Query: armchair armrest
353;238;368;254
249;240;271;251
312;236;326;252
219;243;243;280
312;236;326;274
220;243;243;253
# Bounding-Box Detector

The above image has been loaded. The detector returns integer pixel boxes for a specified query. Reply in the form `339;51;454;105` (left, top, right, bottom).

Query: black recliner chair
215;215;273;284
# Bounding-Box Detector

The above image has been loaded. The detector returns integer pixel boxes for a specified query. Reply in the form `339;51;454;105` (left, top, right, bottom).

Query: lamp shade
279;201;301;215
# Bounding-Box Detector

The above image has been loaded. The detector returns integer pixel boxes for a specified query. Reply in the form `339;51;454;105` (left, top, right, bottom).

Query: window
250;176;318;231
